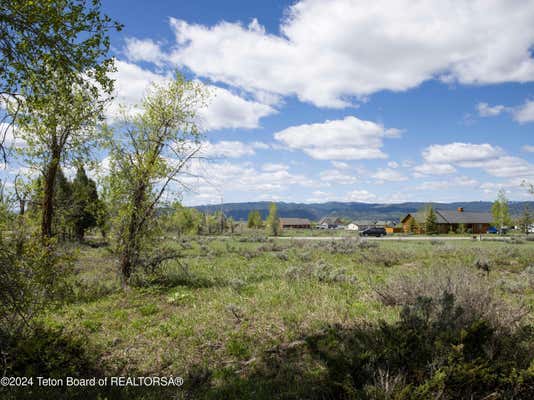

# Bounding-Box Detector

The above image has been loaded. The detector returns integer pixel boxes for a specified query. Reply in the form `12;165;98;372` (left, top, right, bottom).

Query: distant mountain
193;201;534;222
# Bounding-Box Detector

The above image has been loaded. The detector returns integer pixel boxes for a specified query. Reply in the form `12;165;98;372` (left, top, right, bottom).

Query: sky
4;0;534;205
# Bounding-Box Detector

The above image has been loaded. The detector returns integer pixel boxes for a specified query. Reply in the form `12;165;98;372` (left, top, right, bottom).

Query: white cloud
331;161;350;170
416;176;478;191
372;168;407;182
345;189;376;203
387;161;399;168
251;141;270;150
197;86;276;130
124;38;166;65
477;102;507;117
319;169;358;185
513;100;534;123
181;159;315;204
107;60;168;120
107;60;275;130
482;156;534;179
0;123;26;148
274;116;400;160
523;145;534;152
145;1;534;108
422;142;502;166
198;141;255;158
261;163;289;172
413;163;456;177
420;142;534;182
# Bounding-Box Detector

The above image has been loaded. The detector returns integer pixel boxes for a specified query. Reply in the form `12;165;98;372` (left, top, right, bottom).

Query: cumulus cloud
274;116;400;160
345;189;376;203
107;60;275;130
416;176;478;191
422;142;502;166
197;86;276;130
261;163;289;172
513;100;534;123
124;38;166;65
419;142;534;181
413;163;456;177
0;123;26;148
180;159;315;204
127;0;534;108
331;161;350;170
319;169;358;185
523;145;534;152
482;156;534;179
251;142;270;150
477;102;507;117
198;140;255;159
372;168;407;182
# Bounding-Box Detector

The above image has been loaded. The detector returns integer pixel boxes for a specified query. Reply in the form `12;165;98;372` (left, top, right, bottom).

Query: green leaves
106;74;209;282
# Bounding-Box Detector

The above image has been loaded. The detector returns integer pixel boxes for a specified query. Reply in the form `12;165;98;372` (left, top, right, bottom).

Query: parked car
487;226;498;234
487;226;508;234
360;227;387;237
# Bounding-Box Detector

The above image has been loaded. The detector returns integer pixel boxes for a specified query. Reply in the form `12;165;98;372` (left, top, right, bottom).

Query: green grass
38;235;534;397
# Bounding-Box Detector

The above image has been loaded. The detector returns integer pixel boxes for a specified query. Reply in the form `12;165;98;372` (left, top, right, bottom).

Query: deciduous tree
519;205;532;235
266;202;280;236
0;0;121;162
107;74;208;284
14;68;103;239
491;190;511;234
247;210;262;228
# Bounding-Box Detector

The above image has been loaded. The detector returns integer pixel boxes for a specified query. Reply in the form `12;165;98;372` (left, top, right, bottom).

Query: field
8;234;533;399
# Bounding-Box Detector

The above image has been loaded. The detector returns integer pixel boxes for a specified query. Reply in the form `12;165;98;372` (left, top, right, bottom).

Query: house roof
349;220;376;226
280;217;311;225
318;216;342;225
403;209;493;224
435;210;493;224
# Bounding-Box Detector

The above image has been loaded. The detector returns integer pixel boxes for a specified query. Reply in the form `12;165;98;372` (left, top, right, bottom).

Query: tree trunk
41;152;60;239
75;225;84;242
119;182;146;286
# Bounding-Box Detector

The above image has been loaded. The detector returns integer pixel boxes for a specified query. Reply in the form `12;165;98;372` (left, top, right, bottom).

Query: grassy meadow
8;234;533;399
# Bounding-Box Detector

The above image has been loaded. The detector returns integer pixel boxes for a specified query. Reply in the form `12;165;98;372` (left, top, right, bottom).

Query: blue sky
4;0;534;205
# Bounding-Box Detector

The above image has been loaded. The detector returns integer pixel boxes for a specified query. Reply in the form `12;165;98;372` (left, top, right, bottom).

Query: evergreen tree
54;168;74;240
408;217;418;234
70;166;99;241
266;203;280;236
425;205;438;234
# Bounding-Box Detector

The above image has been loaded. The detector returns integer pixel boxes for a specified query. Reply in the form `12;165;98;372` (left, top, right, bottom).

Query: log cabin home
279;217;312;229
401;207;493;234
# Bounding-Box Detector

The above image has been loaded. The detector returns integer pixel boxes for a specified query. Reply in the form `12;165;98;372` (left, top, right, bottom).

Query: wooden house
279;217;312;229
401;207;492;234
317;216;343;229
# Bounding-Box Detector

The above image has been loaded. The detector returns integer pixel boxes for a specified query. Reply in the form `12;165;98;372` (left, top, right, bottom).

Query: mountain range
193;201;534;222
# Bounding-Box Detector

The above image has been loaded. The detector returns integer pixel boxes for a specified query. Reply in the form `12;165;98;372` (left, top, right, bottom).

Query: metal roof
408;209;493;224
318;216;343;225
280;217;311;225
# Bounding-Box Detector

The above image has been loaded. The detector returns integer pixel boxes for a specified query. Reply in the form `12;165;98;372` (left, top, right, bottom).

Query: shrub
373;266;528;332
0;236;74;337
2;324;100;378
305;292;534;399
285;261;357;284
